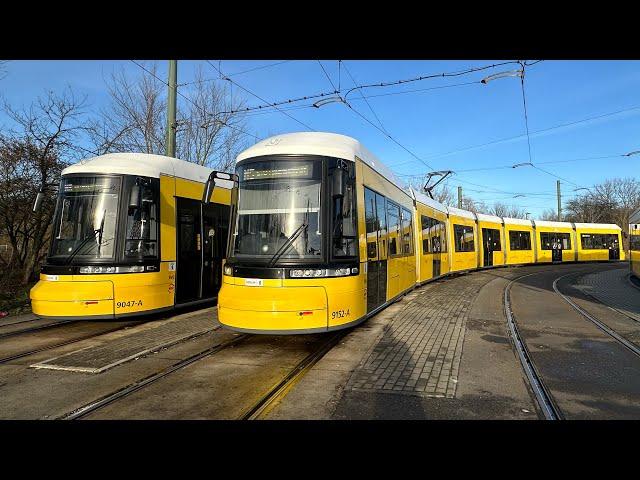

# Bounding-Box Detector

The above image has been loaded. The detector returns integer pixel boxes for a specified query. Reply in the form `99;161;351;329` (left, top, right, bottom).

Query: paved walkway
346;273;489;398
575;266;640;322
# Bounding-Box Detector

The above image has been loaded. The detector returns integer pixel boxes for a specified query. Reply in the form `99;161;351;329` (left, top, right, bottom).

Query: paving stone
346;273;489;398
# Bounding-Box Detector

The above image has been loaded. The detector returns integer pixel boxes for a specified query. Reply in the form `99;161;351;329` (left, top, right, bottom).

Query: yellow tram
630;208;640;279
217;132;625;334
30;153;233;320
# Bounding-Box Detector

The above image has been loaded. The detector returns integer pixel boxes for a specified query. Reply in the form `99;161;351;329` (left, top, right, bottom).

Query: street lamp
512;162;533;169
624;150;640;157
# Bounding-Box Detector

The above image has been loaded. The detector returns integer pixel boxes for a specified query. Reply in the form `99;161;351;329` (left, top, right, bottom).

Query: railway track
0;320;148;365
0;318;79;340
505;266;640;420
240;331;347;420
59;327;240;420
60;328;347;420
504;271;563;420
553;272;640;357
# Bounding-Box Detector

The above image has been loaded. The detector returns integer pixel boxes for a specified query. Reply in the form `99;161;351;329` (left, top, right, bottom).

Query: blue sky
2;59;639;216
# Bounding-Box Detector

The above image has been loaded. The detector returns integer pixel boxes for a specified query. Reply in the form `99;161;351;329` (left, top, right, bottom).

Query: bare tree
89;62;251;172
489;202;527;218
0;88;87;284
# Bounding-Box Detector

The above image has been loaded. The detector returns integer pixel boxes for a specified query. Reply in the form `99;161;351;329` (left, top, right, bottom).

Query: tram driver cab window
124;177;159;259
329;159;357;259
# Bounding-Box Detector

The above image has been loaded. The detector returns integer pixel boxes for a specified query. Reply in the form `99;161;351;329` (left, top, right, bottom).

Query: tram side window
387;202;400;256
421;215;434;254
509;230;531;250
631;235;640;251
581;233;619;250
124;178;159;259
484;228;502;251
365;188;378;259
540;232;571;250
329;159;357;259
421;215;446;254
401;208;413;255
454;224;475;252
438;222;447;253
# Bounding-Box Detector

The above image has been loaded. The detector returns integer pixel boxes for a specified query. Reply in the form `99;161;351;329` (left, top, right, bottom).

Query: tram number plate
245;278;263;287
331;309;350;320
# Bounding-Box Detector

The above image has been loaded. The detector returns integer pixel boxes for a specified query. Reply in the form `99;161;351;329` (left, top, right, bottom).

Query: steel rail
0;318;78;339
240;331;347;420
0;321;154;365
553;273;640;358
504;271;563;420
60;331;248;420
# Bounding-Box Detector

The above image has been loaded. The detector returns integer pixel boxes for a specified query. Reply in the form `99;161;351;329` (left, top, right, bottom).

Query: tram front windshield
232;159;322;261
50;176;120;261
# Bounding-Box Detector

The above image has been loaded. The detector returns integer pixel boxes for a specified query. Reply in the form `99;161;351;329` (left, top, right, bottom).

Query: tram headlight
289;268;356;278
78;265;144;274
223;265;233;276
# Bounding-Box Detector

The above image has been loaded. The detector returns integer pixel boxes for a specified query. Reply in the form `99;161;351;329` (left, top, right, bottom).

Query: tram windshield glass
50;176;120;260
232;159;323;261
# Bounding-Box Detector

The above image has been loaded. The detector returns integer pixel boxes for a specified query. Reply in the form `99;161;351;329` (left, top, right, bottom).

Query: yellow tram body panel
31;276;115;318
413;194;450;283
533;221;576;263
503;218;535;265
219;274;366;333
448;208;478;273
476;214;505;267
574;224;624;262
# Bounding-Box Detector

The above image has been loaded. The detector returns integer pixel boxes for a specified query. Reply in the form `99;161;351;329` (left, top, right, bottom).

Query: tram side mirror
129;184;141;209
202;172;216;205
331;167;345;198
33;191;44;213
202;171;237;204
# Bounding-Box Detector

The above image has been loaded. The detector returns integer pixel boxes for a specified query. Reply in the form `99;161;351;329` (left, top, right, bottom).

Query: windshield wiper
267;221;308;267
65;221;105;266
267;199;312;267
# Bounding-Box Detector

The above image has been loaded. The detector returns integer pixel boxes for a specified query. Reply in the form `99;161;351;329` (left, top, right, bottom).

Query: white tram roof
62;153;217;185
573;222;621;231
447;206;477;220
409;187;449;214
476;212;503;224
533;220;574;229
237;132;407;191
503;217;534;227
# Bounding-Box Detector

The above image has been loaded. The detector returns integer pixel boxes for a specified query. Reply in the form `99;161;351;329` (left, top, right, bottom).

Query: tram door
176;198;229;304
365;188;388;314
609;238;620;260
482;228;500;267
551;236;563;263
202;203;229;298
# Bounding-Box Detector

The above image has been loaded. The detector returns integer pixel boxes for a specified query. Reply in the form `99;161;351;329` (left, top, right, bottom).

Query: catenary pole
557;180;562;221
165;60;177;158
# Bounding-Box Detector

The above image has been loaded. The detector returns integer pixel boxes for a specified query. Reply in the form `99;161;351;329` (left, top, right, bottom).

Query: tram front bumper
218;283;328;333
30;279;115;319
